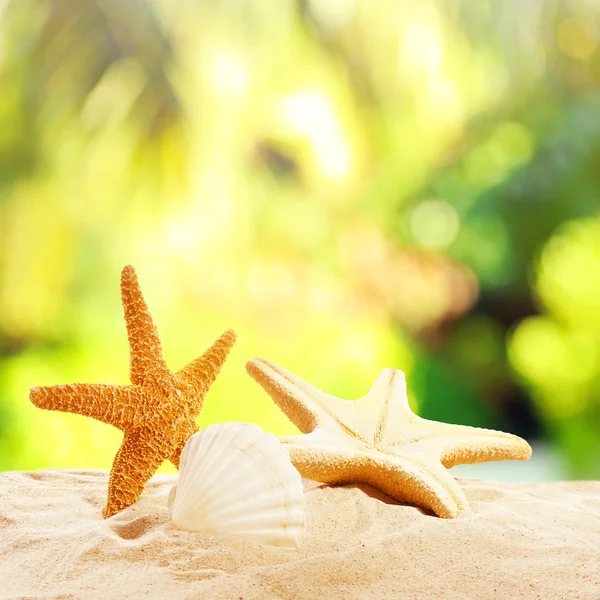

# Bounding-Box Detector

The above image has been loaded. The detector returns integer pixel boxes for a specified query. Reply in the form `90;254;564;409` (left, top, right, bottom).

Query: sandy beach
1;469;599;599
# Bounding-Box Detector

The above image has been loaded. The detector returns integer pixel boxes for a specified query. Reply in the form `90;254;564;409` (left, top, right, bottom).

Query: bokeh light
1;0;599;482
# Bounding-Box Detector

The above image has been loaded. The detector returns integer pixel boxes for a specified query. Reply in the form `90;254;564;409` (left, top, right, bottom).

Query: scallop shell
169;422;305;547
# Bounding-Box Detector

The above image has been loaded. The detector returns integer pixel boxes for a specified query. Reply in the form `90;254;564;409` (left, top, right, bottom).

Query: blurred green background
1;0;599;480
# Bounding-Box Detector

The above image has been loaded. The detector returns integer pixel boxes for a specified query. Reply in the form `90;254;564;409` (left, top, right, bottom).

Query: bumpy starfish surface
30;265;236;518
246;358;532;518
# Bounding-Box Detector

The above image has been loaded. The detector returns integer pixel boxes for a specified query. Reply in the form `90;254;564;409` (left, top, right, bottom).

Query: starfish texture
30;265;236;518
246;358;532;518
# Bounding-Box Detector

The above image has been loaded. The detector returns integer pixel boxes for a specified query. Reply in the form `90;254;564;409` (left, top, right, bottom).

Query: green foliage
0;0;599;477
509;219;600;477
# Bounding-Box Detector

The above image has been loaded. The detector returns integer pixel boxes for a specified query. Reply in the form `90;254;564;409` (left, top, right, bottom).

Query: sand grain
1;469;599;599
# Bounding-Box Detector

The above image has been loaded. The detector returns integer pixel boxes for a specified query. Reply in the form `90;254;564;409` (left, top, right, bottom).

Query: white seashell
169;422;305;547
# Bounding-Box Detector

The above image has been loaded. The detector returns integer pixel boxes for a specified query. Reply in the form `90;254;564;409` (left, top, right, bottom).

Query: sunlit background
1;0;599;481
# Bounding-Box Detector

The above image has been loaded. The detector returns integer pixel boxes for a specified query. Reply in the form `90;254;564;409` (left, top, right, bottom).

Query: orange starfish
30;265;236;518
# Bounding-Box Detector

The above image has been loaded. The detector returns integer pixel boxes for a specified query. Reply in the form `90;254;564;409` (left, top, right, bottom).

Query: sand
1;470;599;600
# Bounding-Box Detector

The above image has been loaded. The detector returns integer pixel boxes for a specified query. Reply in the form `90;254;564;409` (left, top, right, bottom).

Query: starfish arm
356;368;411;444
279;426;366;452
120;265;167;385
246;358;339;433
434;425;532;468
177;329;237;395
104;433;166;518
365;368;409;411
168;421;199;469
281;441;470;519
367;455;471;518
280;440;364;485
29;383;143;430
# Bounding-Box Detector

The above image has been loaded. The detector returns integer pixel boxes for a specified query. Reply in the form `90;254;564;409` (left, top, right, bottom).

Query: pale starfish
30;265;236;518
246;358;532;518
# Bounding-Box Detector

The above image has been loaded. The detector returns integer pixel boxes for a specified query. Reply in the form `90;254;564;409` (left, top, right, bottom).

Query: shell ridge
188;442;296;517
170;422;306;546
207;507;303;530
175;431;208;514
196;490;284;523
183;435;263;515
200;474;304;523
174;424;250;521
183;426;304;523
176;424;231;514
172;434;194;514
